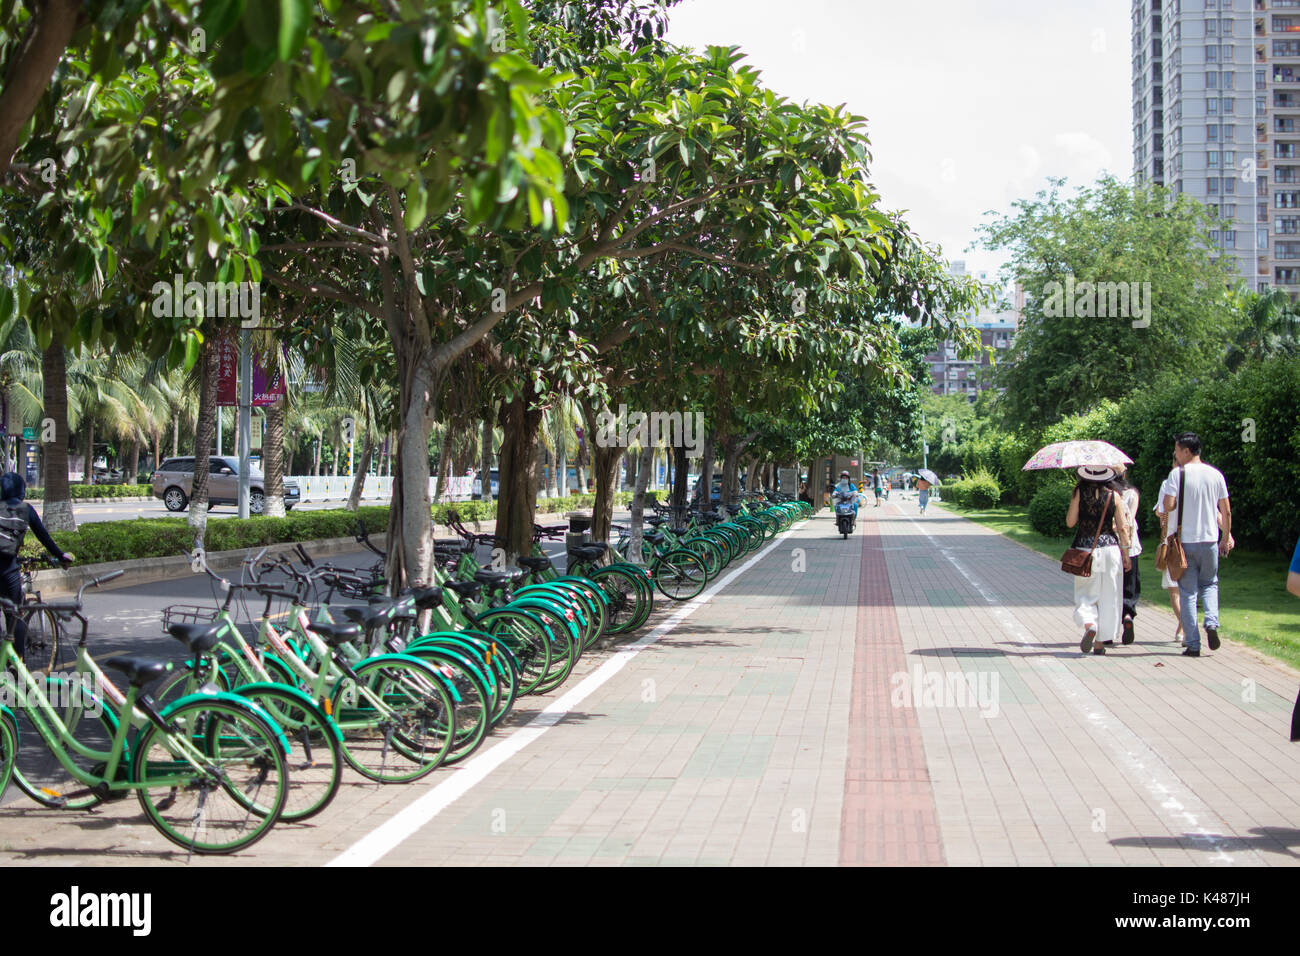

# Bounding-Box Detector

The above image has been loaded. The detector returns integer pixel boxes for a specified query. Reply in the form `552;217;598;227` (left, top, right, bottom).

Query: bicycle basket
160;603;219;633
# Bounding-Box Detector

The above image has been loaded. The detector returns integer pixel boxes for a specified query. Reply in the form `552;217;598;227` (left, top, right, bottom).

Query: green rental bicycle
0;587;291;855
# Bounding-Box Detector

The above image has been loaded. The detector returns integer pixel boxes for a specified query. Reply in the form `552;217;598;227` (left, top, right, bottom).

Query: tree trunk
496;395;543;562
584;395;622;546
479;416;493;500
313;437;321;476
172;412;178;458
187;340;219;547
386;357;438;591
40;335;75;531
627;445;654;565
434;422;454;501
127;439;140;486
81;417;94;485
264;398;286;517
696;429;716;512
670;444;688;523
346;432;375;511
0;0;80;179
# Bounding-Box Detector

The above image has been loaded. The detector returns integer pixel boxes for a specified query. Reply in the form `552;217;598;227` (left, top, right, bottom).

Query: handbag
1061;490;1111;577
1159;468;1187;582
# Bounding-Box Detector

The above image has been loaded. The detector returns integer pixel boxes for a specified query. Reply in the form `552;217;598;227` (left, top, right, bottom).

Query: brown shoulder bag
1061;489;1111;577
1158;467;1187;581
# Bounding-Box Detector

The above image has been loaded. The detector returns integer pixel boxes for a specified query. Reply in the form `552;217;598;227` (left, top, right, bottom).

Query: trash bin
565;513;593;555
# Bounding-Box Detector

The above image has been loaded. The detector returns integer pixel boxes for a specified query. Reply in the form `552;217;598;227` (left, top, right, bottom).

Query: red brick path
840;510;945;865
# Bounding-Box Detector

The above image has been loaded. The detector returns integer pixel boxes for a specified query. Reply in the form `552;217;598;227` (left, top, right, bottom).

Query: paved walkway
3;500;1300;866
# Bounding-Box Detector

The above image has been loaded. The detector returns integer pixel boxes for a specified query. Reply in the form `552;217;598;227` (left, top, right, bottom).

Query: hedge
21;506;393;565
27;484;154;500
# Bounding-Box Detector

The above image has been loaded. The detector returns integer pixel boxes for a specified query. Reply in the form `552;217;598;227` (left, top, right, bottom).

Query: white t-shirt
1163;462;1228;544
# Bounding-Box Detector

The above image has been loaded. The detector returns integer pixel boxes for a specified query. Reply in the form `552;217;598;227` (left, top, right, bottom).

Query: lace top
1072;485;1120;550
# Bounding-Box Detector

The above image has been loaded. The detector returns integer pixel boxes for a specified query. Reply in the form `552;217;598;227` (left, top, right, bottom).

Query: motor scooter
833;490;857;539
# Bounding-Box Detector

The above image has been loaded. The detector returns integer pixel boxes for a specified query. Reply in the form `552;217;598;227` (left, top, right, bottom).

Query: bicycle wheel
19;607;62;677
330;656;455;783
654;549;708;601
232;684;341;822
10;674;116;810
0;709;15;800
682;536;725;579
403;647;491;765
132;698;288;854
589;566;647;634
475;609;553;695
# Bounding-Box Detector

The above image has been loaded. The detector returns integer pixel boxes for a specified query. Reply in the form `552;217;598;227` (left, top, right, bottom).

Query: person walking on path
1112;468;1142;645
1162;433;1233;658
870;469;882;508
1066;465;1132;656
916;477;932;516
1153;453;1187;644
0;471;74;660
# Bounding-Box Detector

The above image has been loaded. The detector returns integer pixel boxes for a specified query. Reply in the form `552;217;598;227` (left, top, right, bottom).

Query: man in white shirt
1162;432;1234;658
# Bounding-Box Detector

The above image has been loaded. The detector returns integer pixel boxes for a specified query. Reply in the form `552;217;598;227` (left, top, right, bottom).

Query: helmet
840;470;850;478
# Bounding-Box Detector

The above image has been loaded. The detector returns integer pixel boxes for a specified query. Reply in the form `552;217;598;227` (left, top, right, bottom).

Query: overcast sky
665;0;1131;284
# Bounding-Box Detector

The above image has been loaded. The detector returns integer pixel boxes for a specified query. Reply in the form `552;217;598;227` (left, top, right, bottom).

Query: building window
1208;98;1219;114
1209;178;1220;193
1224;175;1235;193
1208;151;1220;167
1208;125;1220;141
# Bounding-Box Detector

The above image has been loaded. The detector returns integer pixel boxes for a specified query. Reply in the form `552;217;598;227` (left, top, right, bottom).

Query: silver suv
152;456;300;514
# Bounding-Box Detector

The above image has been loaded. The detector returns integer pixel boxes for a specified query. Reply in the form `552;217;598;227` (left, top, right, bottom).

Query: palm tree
40;333;74;531
1226;289;1300;371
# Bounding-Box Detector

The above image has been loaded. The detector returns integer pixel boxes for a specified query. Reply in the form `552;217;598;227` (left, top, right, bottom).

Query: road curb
31;533;387;596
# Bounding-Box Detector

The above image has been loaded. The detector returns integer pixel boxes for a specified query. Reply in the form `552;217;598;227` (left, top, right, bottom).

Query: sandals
1080;625;1097;654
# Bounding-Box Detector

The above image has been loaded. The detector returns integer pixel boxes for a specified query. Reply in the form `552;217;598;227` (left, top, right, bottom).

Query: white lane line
894;502;1250;865
325;518;809;867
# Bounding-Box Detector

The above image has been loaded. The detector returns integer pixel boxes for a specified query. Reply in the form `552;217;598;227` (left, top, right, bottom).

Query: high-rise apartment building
924;262;1019;401
1132;0;1259;287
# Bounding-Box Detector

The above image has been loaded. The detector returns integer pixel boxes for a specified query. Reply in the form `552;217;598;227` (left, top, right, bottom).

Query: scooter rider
833;471;859;517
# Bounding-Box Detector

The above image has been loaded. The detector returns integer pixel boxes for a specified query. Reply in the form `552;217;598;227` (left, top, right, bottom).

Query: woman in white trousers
1065;465;1132;655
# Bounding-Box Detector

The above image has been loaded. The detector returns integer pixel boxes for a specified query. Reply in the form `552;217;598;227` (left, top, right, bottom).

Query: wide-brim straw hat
1077;465;1115;482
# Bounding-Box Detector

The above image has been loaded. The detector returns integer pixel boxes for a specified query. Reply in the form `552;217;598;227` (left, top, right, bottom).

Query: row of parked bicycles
0;492;811;855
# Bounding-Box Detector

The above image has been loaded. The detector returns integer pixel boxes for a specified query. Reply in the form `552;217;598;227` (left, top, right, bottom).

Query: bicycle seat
644;531;665;543
167;621;225;654
584;542;610;555
567;545;605;562
671;526;690;535
645;516;666;527
105;655;172;687
444;580;483;600
304;620;363;646
473;568;526;587
409;586;444;609
518;556;552;572
342;601;413;629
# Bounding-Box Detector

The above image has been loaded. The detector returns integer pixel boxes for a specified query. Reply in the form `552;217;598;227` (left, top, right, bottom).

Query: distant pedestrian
1162;433;1233;658
1066;465;1132;655
871;469;882;507
916;477;932;515
1152;452;1186;644
1113;467;1142;645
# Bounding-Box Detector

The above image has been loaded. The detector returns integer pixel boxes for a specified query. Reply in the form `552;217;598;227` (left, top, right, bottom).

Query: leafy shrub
1028;482;1075;538
966;468;1003;509
941;479;970;508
